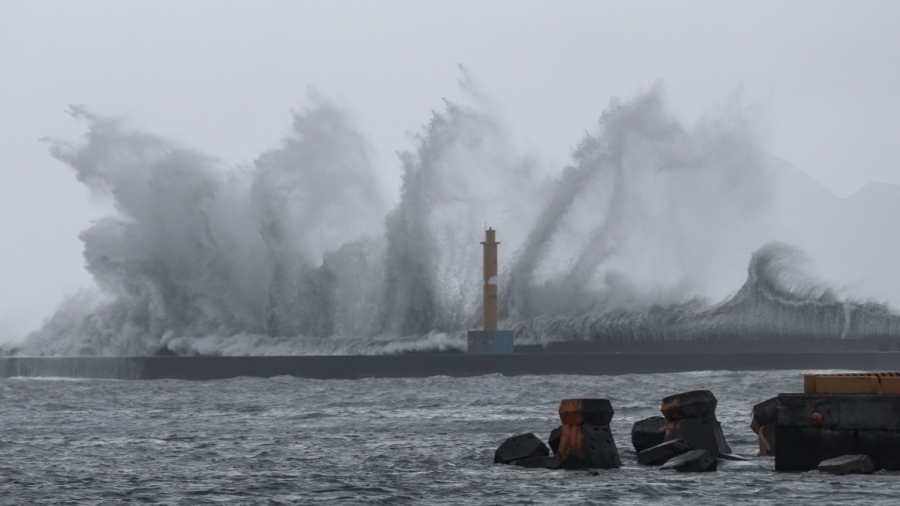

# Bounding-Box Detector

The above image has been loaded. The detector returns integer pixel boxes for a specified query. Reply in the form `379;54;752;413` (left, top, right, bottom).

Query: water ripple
0;370;894;504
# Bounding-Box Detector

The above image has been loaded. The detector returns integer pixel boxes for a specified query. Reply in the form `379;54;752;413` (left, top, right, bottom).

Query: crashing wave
512;242;900;345
14;84;900;356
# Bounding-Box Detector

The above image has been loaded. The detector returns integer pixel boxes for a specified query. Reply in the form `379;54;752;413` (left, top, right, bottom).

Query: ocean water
1;370;895;505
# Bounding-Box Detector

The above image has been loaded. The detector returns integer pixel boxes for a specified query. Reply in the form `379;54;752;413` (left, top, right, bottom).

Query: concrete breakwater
498;385;900;475
3;352;900;380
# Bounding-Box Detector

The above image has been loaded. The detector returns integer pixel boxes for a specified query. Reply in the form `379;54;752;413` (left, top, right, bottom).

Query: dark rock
817;454;875;475
631;416;667;452
776;394;900;471
548;426;562;455
557;423;621;470
558;399;614;426
513;456;560;469
494;433;550;464
659;449;717;472
664;414;732;457
637;438;694;466
661;390;717;421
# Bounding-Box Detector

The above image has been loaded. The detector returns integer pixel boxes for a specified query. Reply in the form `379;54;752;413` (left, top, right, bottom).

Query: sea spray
18;85;900;356
505;86;769;320
24;97;390;355
512;243;900;345
382;98;543;335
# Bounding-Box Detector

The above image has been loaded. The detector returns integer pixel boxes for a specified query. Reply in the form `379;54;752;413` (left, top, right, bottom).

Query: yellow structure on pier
467;227;514;354
482;228;499;331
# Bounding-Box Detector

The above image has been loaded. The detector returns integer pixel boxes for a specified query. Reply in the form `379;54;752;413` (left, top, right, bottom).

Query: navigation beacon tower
467;227;514;354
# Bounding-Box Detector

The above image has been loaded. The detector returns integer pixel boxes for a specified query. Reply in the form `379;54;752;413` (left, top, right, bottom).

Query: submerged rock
659;449;717;472
494;433;550;464
632;416;667;452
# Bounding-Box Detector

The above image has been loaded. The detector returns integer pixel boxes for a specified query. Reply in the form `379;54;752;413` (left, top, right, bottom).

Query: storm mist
16;85;900;356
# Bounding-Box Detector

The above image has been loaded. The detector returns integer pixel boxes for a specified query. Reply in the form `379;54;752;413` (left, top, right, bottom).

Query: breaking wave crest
15;84;900;356
513;242;900;345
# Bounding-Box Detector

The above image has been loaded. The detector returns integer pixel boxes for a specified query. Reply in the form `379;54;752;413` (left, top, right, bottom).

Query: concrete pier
3;352;900;380
776;393;900;471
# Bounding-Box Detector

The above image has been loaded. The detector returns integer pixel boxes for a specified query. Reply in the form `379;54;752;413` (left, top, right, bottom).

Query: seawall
2;352;900;380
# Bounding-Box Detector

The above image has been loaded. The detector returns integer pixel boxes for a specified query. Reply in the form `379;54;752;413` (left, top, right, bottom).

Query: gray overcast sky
1;0;899;340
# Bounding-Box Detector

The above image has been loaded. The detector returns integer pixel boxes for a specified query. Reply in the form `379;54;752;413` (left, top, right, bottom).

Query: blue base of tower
466;330;514;354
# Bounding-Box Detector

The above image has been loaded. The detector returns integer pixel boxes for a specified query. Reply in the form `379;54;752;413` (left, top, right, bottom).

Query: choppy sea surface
1;370;895;505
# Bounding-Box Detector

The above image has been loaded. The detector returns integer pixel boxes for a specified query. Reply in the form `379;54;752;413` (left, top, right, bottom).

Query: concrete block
548;426;562;455
631;415;667;452
664;414;733;457
881;376;900;394
751;397;778;428
755;423;776;456
750;397;778;457
558;398;614;426
659;449;717;472
777;393;900;430
513;455;560;469
806;375;880;394
494;433;550;464
776;393;900;471
817;454;875;475
557;423;621;470
661;390;717;421
637;438;693;466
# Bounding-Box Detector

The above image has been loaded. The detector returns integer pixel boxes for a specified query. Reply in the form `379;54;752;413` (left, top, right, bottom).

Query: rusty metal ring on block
810;411;824;427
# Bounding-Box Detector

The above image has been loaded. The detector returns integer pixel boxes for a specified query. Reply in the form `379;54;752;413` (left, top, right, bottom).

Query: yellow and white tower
467;227;514;354
482;227;499;331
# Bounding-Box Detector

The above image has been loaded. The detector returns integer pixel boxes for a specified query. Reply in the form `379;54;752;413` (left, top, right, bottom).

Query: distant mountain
764;155;900;308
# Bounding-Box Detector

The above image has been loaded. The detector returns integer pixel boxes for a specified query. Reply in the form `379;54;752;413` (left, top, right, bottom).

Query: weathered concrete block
755;423;776;457
776;394;900;471
558;399;614;426
751;397;778;428
664;414;733;457
548;426;562;455
557;423;621;469
817;454;875;475
513;455;561;469
632;416;667;452
659;449;717;472
637;438;693;466
661;390;717;421
494;433;550;464
750;397;779;457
